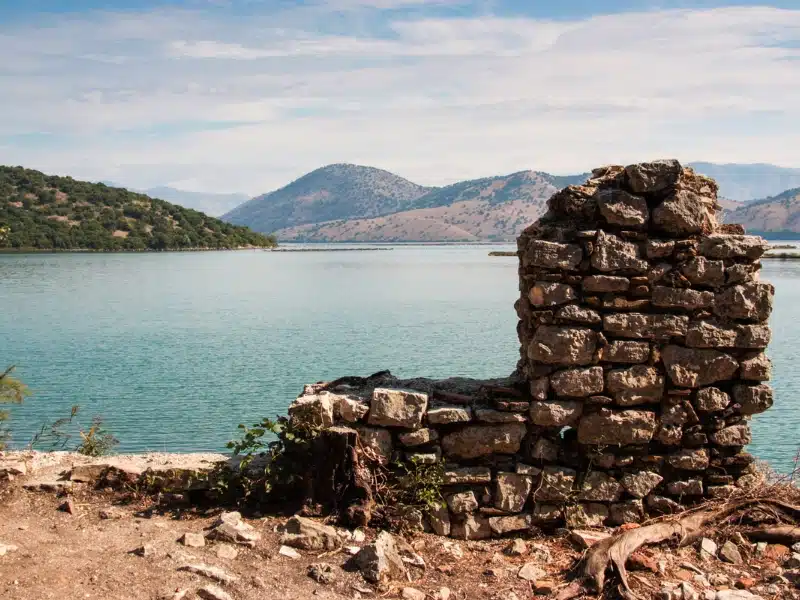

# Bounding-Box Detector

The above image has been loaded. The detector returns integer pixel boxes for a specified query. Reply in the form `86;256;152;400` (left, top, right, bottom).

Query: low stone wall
289;160;774;539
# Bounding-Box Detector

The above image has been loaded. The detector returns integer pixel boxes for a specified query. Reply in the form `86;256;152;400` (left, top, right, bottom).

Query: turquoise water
1;246;798;473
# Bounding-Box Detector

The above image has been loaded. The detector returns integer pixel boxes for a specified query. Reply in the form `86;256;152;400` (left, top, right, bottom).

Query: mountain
220;161;800;242
142;187;249;217
0;166;276;251
222;164;432;233
688;163;800;202
724;187;800;235
274;171;576;242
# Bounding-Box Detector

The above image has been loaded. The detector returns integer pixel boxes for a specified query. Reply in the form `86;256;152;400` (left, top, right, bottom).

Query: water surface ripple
1;246;797;473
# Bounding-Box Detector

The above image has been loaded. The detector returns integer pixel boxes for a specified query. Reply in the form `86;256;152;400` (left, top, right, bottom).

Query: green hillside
0;166;276;251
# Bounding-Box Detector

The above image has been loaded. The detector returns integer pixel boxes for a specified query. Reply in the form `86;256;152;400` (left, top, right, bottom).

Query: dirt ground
0;483;581;600
1;452;799;600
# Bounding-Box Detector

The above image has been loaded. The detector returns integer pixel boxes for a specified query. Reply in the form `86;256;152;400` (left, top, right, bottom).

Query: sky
0;1;799;195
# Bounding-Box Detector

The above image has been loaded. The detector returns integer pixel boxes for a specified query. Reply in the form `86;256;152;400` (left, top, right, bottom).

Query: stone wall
289;159;774;539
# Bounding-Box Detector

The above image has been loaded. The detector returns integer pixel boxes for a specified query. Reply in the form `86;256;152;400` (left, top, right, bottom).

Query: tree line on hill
0;166;276;251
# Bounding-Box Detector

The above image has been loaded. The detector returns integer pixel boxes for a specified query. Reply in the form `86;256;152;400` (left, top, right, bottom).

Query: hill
688;162;800;202
222;164;431;233
274;171;573;242
219;161;800;242
724;187;800;235
0;166;276;251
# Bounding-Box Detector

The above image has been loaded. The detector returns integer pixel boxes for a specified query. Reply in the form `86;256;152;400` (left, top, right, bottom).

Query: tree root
583;498;800;599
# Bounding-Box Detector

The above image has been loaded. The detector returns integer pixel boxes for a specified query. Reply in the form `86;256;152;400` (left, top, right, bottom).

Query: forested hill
0;166;276;251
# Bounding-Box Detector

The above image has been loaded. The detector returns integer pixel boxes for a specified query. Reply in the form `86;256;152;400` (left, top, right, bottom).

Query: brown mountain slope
274;171;568;241
724;188;800;233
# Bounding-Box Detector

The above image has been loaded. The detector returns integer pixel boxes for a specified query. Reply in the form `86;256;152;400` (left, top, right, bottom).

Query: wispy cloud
0;4;798;193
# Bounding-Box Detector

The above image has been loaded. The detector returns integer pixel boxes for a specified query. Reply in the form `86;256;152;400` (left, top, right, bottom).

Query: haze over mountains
220;162;800;242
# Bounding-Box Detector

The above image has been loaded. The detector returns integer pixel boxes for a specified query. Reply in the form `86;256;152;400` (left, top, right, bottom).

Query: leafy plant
392;455;445;513
212;415;322;506
76;416;119;457
0;366;31;450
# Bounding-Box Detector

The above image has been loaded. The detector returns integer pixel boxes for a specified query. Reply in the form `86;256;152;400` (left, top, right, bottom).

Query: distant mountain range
220;162;800;242
100;182;249;217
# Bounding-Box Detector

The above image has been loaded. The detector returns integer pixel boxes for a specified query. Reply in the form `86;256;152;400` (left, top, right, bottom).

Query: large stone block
398;428;439;447
667;448;709;471
441;424;527;459
355;426;394;464
549;367;604;398
714;282;774;322
698;234;769;260
606;365;664;406
527;325;597;365
685;321;771;349
555;304;602;325
620;471;663;498
694;387;730;412
597;188;649;227
652;286;714;310
450;513;491;540
528;281;577;307
522;239;583;270
427;406;472;425
591;231;648;273
578;472;623;502
662;345;738;387
534;466;576;502
495;472;533;512
681;257;725;287
602;340;650;364
609;500;644;525
565;503;608;528
447;491;478;514
732;384;773;415
288;394;335;428
710;423;752;446
583;275;630;292
529;399;583;426
489;515;532;535
577;409;657;445
739;353;772;381
652;189;716;235
625;159;682;193
603;313;688;340
368;388;428;428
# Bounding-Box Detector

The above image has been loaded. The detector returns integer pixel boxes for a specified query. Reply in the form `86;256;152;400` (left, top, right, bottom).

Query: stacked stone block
288;159;774;539
515;159;773;524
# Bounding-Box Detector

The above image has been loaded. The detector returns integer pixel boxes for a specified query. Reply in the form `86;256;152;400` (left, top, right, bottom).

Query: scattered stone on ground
215;544;238;560
517;562;546;581
278;545;301;559
280;515;342;551
180;532;206;548
353;530;407;584
308;562;337;584
178;563;238;585
197;584;234;600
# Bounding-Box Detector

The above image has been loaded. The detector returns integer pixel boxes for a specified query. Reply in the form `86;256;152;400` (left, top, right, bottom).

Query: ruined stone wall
289;159;774;540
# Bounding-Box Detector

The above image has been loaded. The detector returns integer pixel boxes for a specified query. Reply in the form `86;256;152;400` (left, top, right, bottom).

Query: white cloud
0;5;798;194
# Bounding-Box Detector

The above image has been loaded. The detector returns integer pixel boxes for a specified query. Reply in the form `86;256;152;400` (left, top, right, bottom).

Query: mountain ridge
222;161;800;242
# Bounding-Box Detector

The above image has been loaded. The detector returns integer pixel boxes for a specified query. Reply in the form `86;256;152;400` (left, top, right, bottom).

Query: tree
1;366;30;450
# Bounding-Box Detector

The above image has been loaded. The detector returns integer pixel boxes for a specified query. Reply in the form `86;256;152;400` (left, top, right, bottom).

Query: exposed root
583;498;800;599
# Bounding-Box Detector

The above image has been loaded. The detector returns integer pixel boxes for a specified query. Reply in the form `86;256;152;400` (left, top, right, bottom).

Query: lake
1;245;798;473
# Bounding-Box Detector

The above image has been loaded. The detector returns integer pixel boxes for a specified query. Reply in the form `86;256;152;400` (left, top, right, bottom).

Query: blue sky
0;0;798;193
